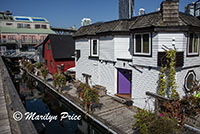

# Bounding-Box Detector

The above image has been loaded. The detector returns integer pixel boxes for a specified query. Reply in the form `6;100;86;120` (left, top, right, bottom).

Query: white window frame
134;33;151;56
187;33;199;56
91;39;99;57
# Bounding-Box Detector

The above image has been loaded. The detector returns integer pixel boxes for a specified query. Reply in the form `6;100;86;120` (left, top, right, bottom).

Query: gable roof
74;11;200;38
42;34;75;60
74;18;138;37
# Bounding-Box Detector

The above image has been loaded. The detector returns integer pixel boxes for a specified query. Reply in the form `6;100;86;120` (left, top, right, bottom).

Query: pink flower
160;113;163;117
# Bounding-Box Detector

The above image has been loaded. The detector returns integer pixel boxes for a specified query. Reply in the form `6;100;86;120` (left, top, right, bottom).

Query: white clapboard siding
99;36;115;61
176;67;200;97
157;32;200;68
132;32;158;67
75;39;99;85
157;32;185;51
99;62;116;95
131;67;159;110
114;35;132;59
184;55;200;68
75;32;200;111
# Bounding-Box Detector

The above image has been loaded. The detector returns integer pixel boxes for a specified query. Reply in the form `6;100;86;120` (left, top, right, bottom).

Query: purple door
118;68;132;94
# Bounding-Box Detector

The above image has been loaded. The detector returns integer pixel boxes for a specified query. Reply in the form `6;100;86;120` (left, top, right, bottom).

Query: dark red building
41;34;75;74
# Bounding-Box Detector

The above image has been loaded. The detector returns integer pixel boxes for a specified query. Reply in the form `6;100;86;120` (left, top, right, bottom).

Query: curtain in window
143;34;149;53
194;34;198;53
136;35;141;53
189;34;193;53
93;40;97;55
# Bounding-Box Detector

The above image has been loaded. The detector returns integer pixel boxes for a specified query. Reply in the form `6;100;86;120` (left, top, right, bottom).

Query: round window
184;70;196;92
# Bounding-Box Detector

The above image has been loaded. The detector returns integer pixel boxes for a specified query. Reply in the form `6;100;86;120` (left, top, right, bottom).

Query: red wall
43;39;75;75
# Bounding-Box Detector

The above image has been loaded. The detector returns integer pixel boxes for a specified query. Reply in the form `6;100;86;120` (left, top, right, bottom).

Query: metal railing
0;50;16;56
0;39;43;44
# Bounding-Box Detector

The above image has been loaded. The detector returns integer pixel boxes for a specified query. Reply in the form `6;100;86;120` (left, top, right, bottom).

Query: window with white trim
91;39;99;57
188;33;199;56
134;33;151;56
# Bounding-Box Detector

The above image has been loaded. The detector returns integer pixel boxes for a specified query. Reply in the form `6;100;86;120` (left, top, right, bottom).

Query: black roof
42;34;75;60
74;11;200;38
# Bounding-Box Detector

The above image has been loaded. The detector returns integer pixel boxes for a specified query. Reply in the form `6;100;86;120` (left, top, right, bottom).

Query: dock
0;59;11;134
27;70;137;134
0;57;37;134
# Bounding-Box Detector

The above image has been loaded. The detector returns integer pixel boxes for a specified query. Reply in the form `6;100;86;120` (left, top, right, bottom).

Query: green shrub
26;63;34;73
53;73;66;92
40;67;48;80
134;110;179;134
149;116;178;134
77;83;99;112
35;62;43;69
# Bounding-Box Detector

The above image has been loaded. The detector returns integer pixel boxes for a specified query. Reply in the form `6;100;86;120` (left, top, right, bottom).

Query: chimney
161;0;179;22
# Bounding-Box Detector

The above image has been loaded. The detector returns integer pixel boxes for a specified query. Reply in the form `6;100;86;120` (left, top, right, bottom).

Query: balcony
0;50;16;56
0;39;43;44
0;39;18;44
20;39;38;44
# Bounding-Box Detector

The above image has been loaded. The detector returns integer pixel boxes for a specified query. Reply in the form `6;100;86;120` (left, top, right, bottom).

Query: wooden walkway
28;70;137;134
0;65;11;134
0;57;37;134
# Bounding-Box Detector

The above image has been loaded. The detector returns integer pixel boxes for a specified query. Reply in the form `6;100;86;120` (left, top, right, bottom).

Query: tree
26;62;34;73
53;72;66;92
35;62;43;69
82;86;99;113
40;67;48;81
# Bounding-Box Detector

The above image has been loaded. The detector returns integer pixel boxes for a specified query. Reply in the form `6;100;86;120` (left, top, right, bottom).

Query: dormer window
133;33;151;56
187;33;199;56
91;39;99;57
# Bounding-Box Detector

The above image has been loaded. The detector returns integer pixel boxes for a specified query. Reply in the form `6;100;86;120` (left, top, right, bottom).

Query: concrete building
0;11;55;57
119;0;134;19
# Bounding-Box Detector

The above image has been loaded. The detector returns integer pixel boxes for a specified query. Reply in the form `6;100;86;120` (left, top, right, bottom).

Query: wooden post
146;91;170;114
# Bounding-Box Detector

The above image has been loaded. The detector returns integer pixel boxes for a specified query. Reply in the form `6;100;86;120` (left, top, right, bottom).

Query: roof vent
138;8;145;16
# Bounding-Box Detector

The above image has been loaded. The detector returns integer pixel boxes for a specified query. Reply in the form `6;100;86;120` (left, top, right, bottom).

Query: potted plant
53;72;66;92
35;62;43;69
40;67;48;81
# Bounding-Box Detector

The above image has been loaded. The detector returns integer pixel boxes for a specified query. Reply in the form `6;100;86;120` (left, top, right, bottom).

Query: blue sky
1;0;195;29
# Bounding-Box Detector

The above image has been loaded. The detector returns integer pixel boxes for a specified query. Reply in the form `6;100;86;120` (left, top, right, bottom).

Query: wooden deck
0;66;11;134
94;96;136;134
28;69;137;134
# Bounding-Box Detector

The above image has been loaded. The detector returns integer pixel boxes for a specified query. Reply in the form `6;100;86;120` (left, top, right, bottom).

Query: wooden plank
0;68;11;134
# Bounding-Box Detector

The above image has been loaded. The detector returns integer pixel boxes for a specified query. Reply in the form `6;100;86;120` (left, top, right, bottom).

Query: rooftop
74;11;200;38
41;34;75;60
